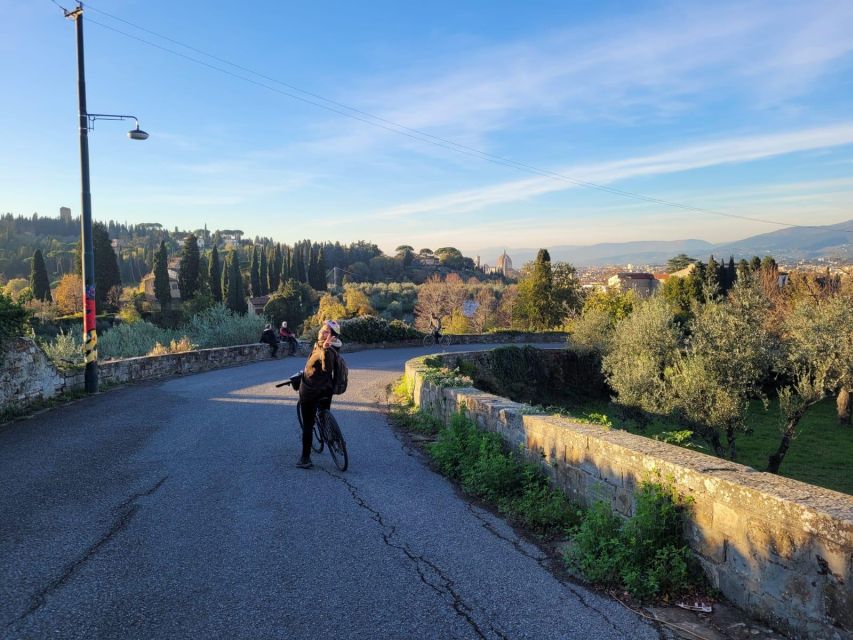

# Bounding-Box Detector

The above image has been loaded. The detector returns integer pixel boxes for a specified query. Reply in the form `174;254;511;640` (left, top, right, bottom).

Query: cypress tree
208;245;222;302
30;249;52;302
281;245;292;282
705;255;720;299
178;233;200;300
315;246;327;291
250;246;261;296
293;242;306;283
270;244;282;292
259;247;269;295
153;241;171;309
93;222;121;309
225;251;247;314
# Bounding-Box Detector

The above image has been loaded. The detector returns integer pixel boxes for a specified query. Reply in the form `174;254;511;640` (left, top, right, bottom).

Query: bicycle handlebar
275;381;291;387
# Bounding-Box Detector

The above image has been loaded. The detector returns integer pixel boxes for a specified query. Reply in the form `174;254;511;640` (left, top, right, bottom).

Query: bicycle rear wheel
296;400;324;453
320;410;348;471
422;334;436;347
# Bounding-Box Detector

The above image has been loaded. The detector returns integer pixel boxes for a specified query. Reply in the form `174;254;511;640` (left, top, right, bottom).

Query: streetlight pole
65;3;148;393
67;4;98;393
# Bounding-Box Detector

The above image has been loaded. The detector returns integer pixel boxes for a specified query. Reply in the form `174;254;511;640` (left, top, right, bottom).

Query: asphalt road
0;344;664;640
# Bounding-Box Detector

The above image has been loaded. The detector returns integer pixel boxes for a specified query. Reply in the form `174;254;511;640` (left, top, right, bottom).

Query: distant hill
474;220;853;267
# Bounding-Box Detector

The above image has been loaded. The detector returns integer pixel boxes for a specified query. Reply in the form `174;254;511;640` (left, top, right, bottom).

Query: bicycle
423;332;451;347
276;372;349;471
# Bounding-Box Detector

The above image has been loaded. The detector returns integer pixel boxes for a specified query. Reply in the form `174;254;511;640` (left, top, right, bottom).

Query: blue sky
3;1;853;260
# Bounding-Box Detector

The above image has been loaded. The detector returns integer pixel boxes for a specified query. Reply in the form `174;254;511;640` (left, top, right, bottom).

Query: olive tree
769;293;853;473
666;280;776;459
603;297;681;422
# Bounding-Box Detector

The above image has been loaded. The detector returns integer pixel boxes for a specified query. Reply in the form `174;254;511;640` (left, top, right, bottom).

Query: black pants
265;340;279;357
300;395;331;458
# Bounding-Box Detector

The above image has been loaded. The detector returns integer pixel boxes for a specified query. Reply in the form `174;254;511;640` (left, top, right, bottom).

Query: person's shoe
296;457;313;469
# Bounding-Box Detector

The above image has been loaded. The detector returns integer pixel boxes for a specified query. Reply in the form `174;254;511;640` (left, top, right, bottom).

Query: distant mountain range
475;220;853;267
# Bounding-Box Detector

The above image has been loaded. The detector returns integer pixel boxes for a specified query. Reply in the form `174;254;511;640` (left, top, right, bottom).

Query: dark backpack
332;352;349;395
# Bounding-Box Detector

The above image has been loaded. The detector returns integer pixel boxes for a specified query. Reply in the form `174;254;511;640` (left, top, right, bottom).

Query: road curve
0;343;663;640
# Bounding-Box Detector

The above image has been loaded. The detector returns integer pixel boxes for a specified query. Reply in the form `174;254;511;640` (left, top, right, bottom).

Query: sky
3;0;853;261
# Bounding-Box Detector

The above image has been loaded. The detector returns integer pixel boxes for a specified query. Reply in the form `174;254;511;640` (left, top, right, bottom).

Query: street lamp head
128;126;149;141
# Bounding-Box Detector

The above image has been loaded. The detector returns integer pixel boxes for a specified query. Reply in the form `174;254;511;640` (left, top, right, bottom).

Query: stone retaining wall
1;332;568;414
405;352;853;640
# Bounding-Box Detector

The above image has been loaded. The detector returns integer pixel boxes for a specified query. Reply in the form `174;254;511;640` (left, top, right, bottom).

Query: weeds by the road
388;377;702;601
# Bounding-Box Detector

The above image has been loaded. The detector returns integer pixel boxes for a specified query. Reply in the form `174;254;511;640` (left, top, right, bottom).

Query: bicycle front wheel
296;400;324;453
439;334;452;347
320;410;348;472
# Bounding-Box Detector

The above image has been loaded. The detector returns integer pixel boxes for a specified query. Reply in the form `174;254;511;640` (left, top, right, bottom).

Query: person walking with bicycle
296;320;342;469
430;313;443;344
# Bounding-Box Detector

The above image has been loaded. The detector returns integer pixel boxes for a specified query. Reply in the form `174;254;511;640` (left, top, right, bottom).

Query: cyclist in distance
430;313;442;344
296;320;342;469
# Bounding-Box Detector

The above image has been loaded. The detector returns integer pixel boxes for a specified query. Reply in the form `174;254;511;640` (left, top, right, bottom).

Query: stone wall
0;338;74;407
405;353;853;640
1;332;568;414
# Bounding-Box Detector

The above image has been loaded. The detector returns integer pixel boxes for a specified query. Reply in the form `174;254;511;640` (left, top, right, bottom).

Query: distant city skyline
3;1;853;256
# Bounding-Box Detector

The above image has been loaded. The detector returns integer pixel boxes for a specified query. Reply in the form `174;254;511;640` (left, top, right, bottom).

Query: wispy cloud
363;123;853;219
326;2;853;148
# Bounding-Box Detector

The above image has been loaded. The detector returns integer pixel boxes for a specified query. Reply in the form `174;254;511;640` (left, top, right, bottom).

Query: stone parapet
405;352;853;640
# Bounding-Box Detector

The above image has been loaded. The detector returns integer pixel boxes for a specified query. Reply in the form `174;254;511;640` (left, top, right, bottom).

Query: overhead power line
67;2;852;234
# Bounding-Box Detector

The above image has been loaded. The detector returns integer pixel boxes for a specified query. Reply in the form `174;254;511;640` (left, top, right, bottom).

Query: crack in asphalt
5;475;169;635
463;504;641;639
321;468;510;640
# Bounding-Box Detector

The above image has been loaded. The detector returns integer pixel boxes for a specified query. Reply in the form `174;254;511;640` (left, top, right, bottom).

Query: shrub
184;303;264;349
339;315;422;343
39;330;83;367
566;482;697;600
0;292;31;346
147;337;197;356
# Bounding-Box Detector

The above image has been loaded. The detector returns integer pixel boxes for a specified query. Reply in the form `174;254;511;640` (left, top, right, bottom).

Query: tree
54;273;83;314
178;234;200;301
30;249;52;302
315;292;347;323
269;245;282;293
264;279;315;332
414;274;466;332
224;251;248;314
513;249;561;330
395;245;414;268
153;241;171;309
208;246;222;303
258;248;269;295
660;274;701;325
343;286;375;316
666;279;775;459
704;255;720;300
602;297;682;421
93;222;121;310
250;246;261;297
551;261;584;319
666;254;695;273
769;293;853;473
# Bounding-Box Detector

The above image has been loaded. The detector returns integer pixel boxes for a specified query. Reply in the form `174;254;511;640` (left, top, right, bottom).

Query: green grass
551;396;853;495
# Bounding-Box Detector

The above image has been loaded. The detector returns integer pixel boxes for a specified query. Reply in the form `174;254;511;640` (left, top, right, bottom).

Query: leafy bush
339;315;422;343
0;292;31;346
95;303;264;360
98;322;181;360
427;412;576;537
39;330;83;367
184;304;264;349
566;482;697;600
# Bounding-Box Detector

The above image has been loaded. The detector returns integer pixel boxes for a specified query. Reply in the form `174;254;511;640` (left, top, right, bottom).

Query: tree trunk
837;388;851;426
725;426;737;461
767;420;797;474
